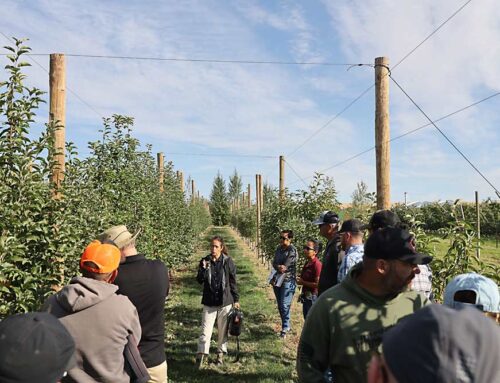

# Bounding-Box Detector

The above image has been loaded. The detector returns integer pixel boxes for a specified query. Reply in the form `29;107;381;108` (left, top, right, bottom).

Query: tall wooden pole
247;183;251;208
476;191;481;259
279;155;285;201
375;56;391;209
256;174;261;257
191;179;196;201
259;174;264;213
157;152;164;192
49;54;66;198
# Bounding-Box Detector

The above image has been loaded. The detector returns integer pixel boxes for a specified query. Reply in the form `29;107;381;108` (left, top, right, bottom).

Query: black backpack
227;308;244;336
227;308;244;361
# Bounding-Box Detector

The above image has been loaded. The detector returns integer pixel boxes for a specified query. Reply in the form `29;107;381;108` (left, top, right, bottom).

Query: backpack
227;308;244;336
227;308;244;361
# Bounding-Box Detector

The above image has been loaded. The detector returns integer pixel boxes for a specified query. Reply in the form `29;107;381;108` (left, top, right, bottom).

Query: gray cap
383;304;500;383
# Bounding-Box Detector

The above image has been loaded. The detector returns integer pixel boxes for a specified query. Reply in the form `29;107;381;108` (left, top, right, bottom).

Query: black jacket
197;254;239;307
317;235;342;296
114;254;169;368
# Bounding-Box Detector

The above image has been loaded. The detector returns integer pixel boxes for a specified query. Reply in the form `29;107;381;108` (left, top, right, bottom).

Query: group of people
268;209;499;382
292;210;499;382
0;225;169;383
0;211;499;383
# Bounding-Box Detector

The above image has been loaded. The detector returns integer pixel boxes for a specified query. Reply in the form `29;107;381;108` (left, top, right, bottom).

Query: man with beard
297;227;432;383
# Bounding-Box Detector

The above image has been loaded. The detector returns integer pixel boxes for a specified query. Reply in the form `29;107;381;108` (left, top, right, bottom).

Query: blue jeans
302;294;317;319
273;280;296;331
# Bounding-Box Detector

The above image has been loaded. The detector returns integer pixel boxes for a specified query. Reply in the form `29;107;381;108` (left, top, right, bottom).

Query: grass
165;226;302;383
430;235;500;264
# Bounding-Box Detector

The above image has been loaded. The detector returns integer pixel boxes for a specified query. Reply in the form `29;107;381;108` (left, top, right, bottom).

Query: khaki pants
197;304;232;355
147;360;167;383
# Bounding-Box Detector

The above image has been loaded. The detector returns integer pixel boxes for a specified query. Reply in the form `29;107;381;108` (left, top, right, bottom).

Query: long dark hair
211;235;229;255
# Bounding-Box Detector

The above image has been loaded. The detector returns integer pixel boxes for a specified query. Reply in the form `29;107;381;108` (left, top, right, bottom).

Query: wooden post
247;184;251;208
375;56;391;210
191;179;196;201
476;191;481;259
256;174;261;258
49;53;66;197
259;174;264;213
157;152;164;192
197;190;200;200
279;155;285;201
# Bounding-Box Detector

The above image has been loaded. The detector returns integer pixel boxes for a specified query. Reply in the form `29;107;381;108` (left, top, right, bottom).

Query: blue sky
1;0;499;203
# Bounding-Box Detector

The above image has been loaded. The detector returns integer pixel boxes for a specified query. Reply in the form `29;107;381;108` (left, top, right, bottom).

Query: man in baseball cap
0;312;75;383
444;272;499;323
42;240;141;383
297;227;431;382
365;210;433;300
297;227;432;383
337;219;365;283
364;209;400;232
368;304;500;383
312;211;343;295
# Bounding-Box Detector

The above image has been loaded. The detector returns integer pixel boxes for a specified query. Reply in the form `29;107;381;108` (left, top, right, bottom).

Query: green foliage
393;204;499;302
231;205;257;239
344;180;376;221
0;40;210;317
209;172;230;226
259;173;340;264
227;169;242;203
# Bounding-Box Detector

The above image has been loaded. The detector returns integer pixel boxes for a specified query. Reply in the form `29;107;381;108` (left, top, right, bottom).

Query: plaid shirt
411;264;433;300
337;244;364;283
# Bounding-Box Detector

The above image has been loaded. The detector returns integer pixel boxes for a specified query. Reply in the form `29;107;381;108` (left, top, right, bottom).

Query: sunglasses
280;236;289;240
303;246;315;251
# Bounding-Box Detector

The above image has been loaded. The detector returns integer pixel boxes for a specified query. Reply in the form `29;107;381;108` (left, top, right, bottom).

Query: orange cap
80;240;120;274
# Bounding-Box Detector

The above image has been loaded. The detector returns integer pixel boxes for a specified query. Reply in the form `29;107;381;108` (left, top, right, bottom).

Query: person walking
297;239;322;319
99;225;170;383
196;236;239;368
312;211;342;296
272;229;297;338
297;227;432;383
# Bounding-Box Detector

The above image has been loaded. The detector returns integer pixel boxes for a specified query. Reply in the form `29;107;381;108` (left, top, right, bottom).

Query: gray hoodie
42;276;141;383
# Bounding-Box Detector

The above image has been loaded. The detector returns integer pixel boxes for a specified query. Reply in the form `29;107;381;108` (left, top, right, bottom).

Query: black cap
364;227;432;264
338;219;364;233
383;304;500;383
312;211;340;225
367;210;400;231
0;312;75;383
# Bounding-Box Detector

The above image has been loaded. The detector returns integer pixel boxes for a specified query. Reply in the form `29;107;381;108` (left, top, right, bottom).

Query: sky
1;0;499;203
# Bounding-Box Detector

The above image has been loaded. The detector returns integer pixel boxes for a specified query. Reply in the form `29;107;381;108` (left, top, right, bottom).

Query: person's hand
234;302;240;310
202;260;209;269
278;265;287;273
296;277;303;285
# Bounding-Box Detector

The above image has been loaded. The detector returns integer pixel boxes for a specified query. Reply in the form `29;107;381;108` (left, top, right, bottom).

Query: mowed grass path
165;226;302;383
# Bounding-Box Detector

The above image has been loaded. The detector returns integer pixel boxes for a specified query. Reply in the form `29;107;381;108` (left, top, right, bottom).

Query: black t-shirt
114;254;169;368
